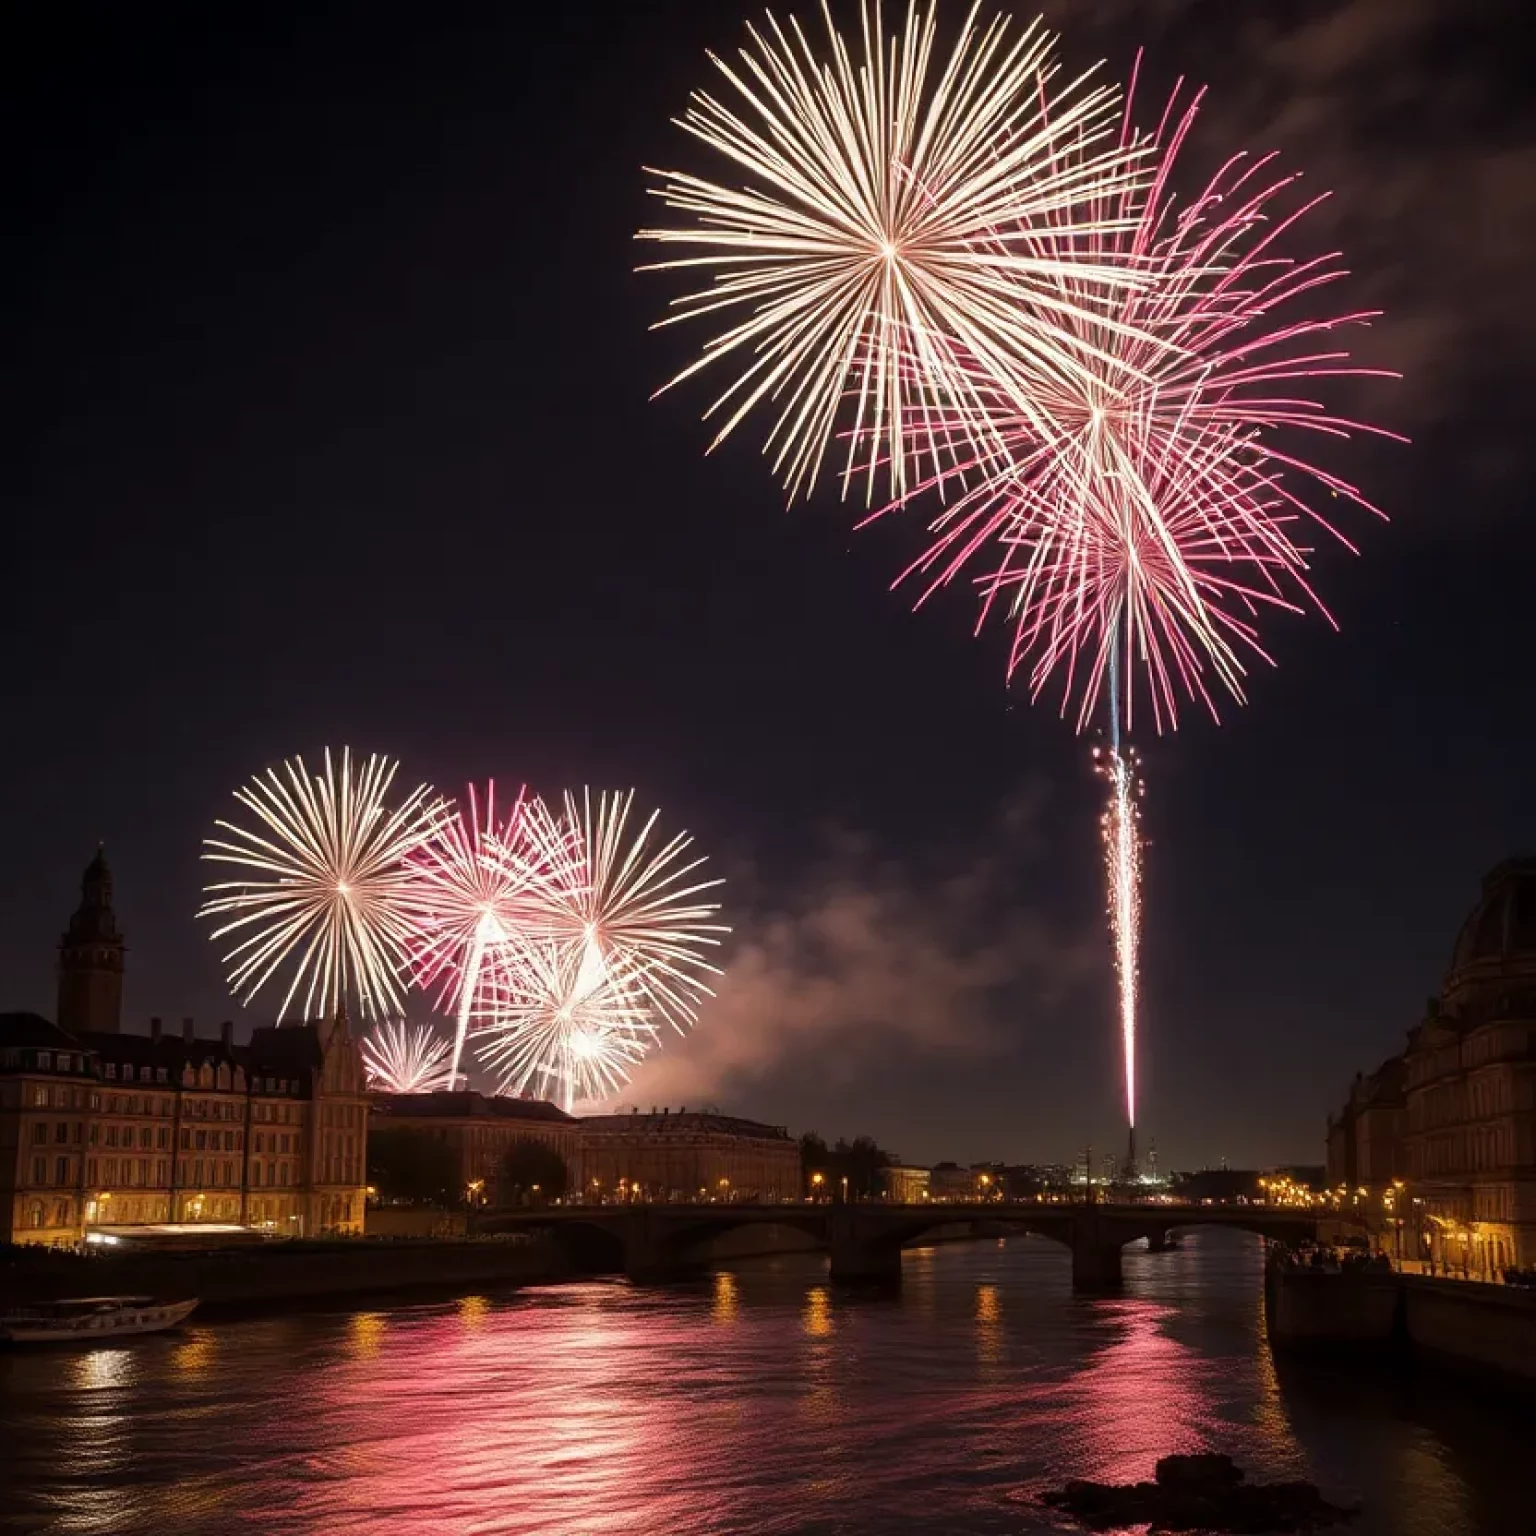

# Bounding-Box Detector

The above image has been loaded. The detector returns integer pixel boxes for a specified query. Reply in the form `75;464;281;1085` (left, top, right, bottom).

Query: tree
799;1130;898;1199
498;1139;569;1206
800;1132;830;1187
367;1127;461;1206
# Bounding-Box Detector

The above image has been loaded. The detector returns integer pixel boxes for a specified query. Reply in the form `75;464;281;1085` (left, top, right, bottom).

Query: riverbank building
1328;857;1536;1276
0;850;369;1247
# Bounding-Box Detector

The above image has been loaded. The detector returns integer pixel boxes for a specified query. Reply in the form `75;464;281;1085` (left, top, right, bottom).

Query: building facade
1328;858;1536;1275
880;1165;931;1202
1326;1057;1406;1191
0;852;370;1247
578;1110;800;1202
369;1091;580;1205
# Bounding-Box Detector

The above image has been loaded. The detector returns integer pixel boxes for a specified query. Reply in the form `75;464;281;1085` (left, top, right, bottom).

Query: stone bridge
478;1202;1316;1290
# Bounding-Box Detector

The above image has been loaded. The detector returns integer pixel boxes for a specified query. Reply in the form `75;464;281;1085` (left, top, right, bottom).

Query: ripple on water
0;1232;1523;1536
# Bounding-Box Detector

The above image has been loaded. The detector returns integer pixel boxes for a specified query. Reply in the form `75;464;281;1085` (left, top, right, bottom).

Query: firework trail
866;71;1397;1141
361;1020;454;1094
639;1;1153;502
471;939;656;1112
1098;646;1143;1133
199;748;444;1022
405;782;566;1088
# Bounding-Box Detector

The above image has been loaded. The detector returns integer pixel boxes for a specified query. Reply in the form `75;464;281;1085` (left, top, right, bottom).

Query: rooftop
371;1090;577;1124
579;1110;791;1140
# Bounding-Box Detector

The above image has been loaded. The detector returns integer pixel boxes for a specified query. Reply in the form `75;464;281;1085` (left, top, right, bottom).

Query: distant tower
56;845;125;1035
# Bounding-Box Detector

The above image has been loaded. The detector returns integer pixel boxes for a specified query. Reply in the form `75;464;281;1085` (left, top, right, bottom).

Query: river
0;1230;1524;1535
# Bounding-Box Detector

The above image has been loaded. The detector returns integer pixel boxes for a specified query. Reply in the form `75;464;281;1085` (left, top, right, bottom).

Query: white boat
0;1295;199;1344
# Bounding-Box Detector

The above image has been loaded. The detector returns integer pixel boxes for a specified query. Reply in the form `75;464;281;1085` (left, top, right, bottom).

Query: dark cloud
1039;0;1536;430
622;784;1098;1107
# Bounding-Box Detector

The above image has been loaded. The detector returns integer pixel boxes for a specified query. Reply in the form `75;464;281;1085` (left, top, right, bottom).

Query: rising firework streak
1094;741;1143;1130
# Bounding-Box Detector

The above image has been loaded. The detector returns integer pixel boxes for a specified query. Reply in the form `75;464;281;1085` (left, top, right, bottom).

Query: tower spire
57;846;126;1034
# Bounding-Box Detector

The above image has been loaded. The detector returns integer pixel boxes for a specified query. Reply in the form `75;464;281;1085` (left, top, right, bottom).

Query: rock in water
1039;1455;1358;1532
1155;1453;1244;1488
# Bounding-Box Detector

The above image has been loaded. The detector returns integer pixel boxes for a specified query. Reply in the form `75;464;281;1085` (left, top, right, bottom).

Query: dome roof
1445;857;1536;1005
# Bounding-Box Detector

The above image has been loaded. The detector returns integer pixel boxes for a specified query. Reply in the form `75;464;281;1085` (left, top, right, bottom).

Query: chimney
150;1017;163;1042
220;1020;234;1049
182;1016;195;1044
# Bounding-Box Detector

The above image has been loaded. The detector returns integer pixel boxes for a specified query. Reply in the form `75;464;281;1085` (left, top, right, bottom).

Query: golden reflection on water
171;1330;217;1379
1250;1287;1300;1462
69;1347;136;1391
347;1311;386;1360
974;1283;1003;1371
458;1294;489;1330
802;1284;832;1338
712;1270;740;1325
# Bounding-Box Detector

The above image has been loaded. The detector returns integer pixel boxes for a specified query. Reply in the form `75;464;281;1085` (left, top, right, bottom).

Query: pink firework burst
873;63;1403;732
405;782;567;1088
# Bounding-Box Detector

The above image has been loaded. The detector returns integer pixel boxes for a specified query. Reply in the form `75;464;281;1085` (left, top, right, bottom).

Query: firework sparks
361;1020;454;1094
639;1;1152;502
1094;740;1143;1130
520;789;729;1037
199;748;444;1022
879;68;1400;731
471;940;656;1112
405;782;567;1088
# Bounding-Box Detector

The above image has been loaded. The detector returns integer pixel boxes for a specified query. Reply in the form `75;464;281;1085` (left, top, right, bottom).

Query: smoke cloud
619;785;1098;1107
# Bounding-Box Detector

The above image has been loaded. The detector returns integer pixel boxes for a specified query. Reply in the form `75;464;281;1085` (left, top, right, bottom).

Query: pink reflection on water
1060;1297;1216;1485
288;1284;738;1535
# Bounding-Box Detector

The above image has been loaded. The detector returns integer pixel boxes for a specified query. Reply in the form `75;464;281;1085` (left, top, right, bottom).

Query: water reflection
0;1235;1526;1536
171;1330;218;1379
973;1283;1002;1372
69;1347;137;1391
802;1284;832;1339
712;1270;739;1325
346;1311;385;1360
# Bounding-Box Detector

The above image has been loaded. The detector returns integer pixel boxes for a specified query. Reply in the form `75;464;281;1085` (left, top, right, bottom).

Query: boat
0;1296;199;1345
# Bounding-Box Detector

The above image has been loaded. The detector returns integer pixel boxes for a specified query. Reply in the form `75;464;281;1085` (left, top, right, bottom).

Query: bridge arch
476;1213;628;1275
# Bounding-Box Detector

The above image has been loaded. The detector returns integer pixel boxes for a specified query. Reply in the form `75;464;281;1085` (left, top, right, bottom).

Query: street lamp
977;1173;992;1202
840;1175;849;1204
810;1171;825;1201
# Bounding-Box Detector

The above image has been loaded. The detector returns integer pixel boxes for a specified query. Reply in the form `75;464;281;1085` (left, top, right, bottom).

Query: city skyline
6;0;1535;1174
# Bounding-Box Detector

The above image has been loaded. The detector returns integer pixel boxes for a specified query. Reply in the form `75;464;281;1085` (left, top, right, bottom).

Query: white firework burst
198;747;445;1022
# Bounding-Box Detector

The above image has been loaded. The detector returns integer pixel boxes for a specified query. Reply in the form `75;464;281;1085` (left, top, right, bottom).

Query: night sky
5;0;1533;1171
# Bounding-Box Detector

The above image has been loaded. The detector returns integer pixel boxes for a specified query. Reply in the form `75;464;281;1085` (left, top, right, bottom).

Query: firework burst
199;748;444;1022
405;782;567;1088
361;1020;454;1094
640;1;1153;502
471;939;656;1112
524;789;729;1036
880;67;1401;731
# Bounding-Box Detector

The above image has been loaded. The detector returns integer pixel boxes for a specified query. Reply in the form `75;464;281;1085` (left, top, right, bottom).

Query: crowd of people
1271;1243;1392;1274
